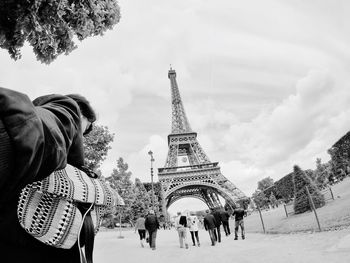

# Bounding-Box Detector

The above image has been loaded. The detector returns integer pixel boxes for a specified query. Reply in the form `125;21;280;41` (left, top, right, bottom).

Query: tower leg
201;189;214;209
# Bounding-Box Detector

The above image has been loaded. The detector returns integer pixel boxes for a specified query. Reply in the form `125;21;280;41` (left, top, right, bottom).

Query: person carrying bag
0;87;121;263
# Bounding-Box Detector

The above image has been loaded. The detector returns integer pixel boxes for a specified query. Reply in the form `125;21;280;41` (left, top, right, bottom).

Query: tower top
168;68;192;134
168;67;176;79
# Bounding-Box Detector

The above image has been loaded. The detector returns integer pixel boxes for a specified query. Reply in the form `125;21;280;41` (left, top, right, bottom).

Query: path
94;228;350;263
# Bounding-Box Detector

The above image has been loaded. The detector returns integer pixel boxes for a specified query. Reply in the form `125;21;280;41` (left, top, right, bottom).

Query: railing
320;187;335;202
283;202;295;217
158;162;219;173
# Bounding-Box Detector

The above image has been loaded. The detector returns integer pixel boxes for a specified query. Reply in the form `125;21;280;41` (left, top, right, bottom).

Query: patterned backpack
17;164;123;262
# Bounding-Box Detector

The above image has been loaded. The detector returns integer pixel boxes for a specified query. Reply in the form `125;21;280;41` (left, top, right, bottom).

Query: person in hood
0;88;96;263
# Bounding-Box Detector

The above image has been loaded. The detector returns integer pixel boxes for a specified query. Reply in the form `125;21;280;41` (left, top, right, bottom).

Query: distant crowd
134;204;247;250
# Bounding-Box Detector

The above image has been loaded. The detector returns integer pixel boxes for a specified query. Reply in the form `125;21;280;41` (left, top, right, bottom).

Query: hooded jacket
145;214;160;232
203;213;217;230
212;210;222;227
0;87;84;263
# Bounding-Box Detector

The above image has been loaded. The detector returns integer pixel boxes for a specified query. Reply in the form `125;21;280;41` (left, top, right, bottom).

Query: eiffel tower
158;68;247;210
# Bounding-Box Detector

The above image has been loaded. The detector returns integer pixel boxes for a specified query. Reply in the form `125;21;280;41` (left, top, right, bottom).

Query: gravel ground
94;227;350;263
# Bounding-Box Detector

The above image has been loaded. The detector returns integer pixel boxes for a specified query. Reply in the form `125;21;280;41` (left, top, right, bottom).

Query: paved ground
94;227;350;263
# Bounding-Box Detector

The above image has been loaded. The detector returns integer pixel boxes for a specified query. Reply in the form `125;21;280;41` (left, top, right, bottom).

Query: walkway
94;227;350;263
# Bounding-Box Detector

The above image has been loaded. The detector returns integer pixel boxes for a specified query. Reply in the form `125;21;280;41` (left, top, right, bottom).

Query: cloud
222;69;340;165
214;68;350;196
125;135;168;183
221;160;266;196
2;0;350;204
0;44;134;128
186;99;239;131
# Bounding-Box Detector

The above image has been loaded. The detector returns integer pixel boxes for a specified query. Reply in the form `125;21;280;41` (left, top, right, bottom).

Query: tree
293;165;325;214
83;124;114;171
263;184;281;200
313;158;330;189
305;169;316;181
144;182;162;215
275;172;294;203
257;177;274;191
130;178;151;222
251;189;268;208
328;131;350;180
269;192;278;208
106;157;135;223
0;0;120;63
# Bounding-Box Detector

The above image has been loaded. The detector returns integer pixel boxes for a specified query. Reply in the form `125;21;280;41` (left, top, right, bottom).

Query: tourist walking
188;212;200;247
220;208;231;236
135;215;146;247
203;210;217;246
175;212;189;249
212;208;222;243
232;203;247;240
145;210;160;250
0;88;96;263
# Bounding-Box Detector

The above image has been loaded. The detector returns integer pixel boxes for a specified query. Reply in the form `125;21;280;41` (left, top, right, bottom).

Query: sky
1;0;350;213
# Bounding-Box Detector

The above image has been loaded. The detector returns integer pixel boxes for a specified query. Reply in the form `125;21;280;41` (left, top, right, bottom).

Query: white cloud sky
1;0;350;211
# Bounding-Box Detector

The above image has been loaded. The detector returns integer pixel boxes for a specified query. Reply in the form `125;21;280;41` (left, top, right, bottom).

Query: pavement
94;227;350;263
327;233;350;252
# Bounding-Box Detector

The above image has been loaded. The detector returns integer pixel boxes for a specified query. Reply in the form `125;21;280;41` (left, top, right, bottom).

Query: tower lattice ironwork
158;68;247;210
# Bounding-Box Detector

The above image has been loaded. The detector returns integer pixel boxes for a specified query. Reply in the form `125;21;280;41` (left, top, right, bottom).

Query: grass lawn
243;177;350;233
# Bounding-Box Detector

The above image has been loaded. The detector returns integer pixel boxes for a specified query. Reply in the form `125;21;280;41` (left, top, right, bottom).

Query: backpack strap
78;203;95;263
83;212;95;263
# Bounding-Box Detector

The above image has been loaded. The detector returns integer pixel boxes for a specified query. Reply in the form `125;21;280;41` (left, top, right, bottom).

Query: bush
275;172;294;202
293;165;325;214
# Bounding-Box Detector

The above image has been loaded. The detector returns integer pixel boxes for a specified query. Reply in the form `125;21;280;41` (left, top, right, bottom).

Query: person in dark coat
203;210;217;246
220;208;231;236
211;208;222;243
144;210;160;250
0;88;96;263
232;203;247;240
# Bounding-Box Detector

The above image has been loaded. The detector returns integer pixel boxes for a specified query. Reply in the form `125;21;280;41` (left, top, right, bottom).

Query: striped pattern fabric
30;165;117;206
17;164;123;249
